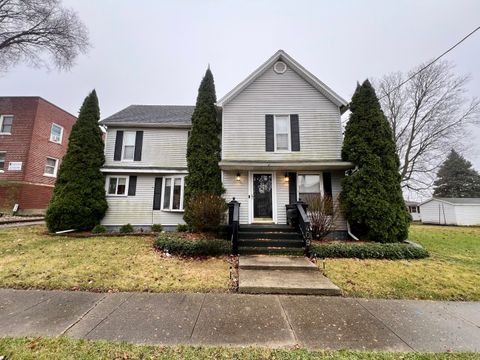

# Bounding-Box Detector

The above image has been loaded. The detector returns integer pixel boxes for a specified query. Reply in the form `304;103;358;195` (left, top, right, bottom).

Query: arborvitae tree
433;149;480;197
46;90;107;232
340;80;410;243
184;68;224;225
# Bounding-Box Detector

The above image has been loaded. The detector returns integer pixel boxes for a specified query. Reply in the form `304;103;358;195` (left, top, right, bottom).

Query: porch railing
287;201;312;256
228;198;240;255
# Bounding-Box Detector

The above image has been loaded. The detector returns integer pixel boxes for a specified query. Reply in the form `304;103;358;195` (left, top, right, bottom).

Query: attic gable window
274;115;290;151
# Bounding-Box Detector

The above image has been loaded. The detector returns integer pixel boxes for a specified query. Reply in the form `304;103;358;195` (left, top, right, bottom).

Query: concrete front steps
238;225;305;255
238;255;342;296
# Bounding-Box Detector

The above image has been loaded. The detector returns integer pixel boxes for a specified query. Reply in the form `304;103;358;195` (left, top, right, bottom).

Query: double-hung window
274;115;290;151
0;115;13;134
122;132;136;161
162;176;184;211
50;123;64;144
0;152;5;171
44;157;59;177
107;176;128;196
298;174;322;201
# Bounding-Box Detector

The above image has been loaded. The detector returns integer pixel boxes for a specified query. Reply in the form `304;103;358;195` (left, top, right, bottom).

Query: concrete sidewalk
0;289;479;352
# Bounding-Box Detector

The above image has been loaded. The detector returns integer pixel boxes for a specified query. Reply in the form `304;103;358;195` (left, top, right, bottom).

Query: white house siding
331;171;347;231
453;206;480;226
222;64;343;161
222;170;249;224
104;127;188;168
420;200;457;225
276;172;289;224
102;174;185;227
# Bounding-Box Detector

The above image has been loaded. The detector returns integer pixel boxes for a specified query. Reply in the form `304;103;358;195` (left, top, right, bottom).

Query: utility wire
378;25;480;100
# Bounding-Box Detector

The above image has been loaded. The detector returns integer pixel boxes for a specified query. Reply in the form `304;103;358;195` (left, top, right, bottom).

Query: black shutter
323;172;332;197
128;176;137;196
265;114;274;152
114;130;123;161
153;177;162;210
288;172;297;204
290;114;300;151
134;131;143;161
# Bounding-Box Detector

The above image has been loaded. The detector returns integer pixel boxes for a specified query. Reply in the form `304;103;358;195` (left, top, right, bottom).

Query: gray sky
2;0;480;167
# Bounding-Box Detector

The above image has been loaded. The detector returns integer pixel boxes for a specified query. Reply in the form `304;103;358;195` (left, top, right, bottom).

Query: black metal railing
287;201;312;256
228;198;240;255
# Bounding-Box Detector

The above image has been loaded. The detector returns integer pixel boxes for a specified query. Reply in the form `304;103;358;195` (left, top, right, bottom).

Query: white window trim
43;157;59;178
297;172;324;201
0;151;6;172
0;115;14;135
161;175;185;212
273;115;291;153
248;171;277;224
49;123;64;144
105;175;129;197
121;131;136;162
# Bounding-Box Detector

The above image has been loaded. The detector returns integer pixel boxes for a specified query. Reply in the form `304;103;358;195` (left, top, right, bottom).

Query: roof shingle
101;105;194;126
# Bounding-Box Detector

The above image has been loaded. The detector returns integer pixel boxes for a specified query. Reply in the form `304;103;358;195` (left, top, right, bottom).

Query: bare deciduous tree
375;60;480;193
303;194;340;240
0;0;89;72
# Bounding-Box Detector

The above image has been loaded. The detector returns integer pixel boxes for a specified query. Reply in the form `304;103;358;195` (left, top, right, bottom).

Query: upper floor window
0;152;5;171
162;176;184;211
122;131;136;161
44;157;59;177
107;176;128;196
274;115;291;151
0;115;13;134
50;123;64;144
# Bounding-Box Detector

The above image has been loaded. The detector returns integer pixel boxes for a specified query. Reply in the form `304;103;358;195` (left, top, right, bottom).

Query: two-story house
100;50;352;235
0;97;76;214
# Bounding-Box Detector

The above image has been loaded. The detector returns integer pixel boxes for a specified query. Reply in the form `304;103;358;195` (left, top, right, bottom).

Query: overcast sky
2;0;479;168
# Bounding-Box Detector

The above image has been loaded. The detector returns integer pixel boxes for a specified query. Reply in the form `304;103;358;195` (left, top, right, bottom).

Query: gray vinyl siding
222;64;343;161
104;128;188;168
102;174;185;226
331;171;347;231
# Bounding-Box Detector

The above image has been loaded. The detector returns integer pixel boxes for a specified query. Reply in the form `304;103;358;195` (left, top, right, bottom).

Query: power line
378;25;480;100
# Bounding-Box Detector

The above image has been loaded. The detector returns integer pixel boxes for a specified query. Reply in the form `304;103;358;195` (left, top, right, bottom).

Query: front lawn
323;224;480;300
0;226;230;293
0;337;477;360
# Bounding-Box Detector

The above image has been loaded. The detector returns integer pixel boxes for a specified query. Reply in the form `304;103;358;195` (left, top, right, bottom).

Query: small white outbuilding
420;198;480;226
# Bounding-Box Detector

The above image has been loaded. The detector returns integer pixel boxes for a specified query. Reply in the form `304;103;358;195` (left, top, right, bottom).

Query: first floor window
298;174;321;201
0;115;13;134
122;132;136;160
0;152;5;171
50;123;64;143
107;176;127;195
44;157;58;177
162;176;184;211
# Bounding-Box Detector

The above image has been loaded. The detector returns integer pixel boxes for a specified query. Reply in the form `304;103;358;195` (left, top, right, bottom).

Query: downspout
347;221;359;241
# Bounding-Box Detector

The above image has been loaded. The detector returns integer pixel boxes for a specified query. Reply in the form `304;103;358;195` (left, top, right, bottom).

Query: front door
253;173;273;221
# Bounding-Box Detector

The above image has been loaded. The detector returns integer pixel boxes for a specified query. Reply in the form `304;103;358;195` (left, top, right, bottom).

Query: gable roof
100;105;194;127
217;50;348;111
420;197;480;206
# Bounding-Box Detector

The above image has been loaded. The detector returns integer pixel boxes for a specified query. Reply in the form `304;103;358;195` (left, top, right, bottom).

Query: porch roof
219;160;354;171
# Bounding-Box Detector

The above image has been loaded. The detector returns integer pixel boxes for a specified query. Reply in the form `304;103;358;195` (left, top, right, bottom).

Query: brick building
0;97;76;214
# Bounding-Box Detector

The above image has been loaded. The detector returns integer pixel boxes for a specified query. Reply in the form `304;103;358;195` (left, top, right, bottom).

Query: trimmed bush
151;224;163;233
311;242;428;260
92;224;107;234
154;233;230;257
184;193;227;233
119;223;134;234
177;224;189;232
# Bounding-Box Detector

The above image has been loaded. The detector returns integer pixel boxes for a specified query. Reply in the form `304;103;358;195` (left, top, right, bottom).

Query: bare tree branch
0;0;89;72
374;60;480;196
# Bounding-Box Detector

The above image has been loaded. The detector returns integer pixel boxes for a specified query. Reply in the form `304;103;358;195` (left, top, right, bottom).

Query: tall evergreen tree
46;90;107;232
184;68;224;225
433;149;480;197
340;80;410;243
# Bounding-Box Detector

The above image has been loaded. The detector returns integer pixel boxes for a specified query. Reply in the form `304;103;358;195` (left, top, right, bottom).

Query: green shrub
119;223;134;234
151;224;163;233
177;224;189;232
311;242;428;260
184;193;227;233
154;233;230;257
92;224;107;234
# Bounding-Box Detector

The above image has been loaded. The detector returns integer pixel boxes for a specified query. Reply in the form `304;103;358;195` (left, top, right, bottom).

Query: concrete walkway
0;289;479;352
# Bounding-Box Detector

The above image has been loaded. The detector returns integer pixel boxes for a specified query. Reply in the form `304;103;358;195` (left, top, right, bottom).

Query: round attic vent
273;61;287;74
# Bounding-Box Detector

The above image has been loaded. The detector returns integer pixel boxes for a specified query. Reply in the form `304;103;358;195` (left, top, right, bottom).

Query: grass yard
324;224;480;300
0;225;230;293
0;337;477;360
